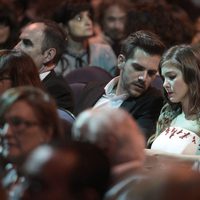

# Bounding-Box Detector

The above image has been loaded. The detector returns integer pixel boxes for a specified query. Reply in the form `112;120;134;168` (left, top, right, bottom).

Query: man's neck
39;63;55;74
116;76;126;96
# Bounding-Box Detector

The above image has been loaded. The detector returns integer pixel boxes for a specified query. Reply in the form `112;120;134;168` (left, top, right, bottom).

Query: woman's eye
75;15;81;21
168;75;176;80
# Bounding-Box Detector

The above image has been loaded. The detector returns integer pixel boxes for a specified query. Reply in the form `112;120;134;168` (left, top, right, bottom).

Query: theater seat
64;66;113;106
64;66;113;84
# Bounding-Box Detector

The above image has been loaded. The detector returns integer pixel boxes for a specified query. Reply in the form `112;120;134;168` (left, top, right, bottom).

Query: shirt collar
104;76;129;97
104;76;120;95
39;71;51;80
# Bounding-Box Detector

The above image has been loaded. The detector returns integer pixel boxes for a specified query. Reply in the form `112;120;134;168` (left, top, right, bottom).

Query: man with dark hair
15;19;74;112
76;30;165;140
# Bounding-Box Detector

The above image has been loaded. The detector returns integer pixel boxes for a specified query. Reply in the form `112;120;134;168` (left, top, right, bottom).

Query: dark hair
0;49;43;89
31;19;66;64
159;44;200;115
53;0;94;25
0;86;63;140
0;3;19;49
120;30;165;59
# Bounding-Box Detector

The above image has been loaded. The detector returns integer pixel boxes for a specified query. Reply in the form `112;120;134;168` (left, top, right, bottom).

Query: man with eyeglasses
75;30;165;141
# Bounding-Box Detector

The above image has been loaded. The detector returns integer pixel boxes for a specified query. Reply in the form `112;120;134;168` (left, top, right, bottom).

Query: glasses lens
9;117;24;127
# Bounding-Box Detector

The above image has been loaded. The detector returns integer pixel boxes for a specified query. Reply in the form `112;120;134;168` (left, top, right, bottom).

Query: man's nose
114;20;123;29
138;71;148;82
14;42;20;50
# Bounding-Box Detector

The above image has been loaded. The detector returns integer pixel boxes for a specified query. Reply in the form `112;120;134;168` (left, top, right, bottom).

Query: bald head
72;108;145;166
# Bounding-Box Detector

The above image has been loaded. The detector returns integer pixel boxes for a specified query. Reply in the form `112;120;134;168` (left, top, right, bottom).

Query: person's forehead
104;5;126;18
5;100;36;119
130;48;160;60
21;23;45;40
126;48;161;70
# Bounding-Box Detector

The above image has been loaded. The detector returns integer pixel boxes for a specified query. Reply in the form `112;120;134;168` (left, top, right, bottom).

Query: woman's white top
151;112;200;155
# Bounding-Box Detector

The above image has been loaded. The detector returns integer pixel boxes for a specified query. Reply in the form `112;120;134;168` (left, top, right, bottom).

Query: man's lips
134;83;145;90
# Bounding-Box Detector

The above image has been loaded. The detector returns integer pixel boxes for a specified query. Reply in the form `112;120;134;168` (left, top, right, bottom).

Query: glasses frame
0;116;39;135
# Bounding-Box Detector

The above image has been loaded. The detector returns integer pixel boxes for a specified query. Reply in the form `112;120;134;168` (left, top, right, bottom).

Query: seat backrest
64;66;113;84
57;108;75;124
69;83;86;107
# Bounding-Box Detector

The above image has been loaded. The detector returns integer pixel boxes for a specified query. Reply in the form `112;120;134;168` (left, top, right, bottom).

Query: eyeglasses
0;116;39;134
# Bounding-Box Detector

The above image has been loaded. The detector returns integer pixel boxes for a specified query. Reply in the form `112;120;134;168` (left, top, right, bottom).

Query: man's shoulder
43;70;67;86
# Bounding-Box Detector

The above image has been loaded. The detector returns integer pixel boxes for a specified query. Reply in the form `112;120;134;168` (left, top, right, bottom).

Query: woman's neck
181;103;197;120
67;37;88;55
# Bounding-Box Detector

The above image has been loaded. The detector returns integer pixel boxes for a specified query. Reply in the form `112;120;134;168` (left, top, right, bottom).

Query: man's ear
117;54;126;70
43;48;56;64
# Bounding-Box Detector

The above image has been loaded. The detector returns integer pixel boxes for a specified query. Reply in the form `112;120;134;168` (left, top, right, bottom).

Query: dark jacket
42;70;74;112
75;81;163;140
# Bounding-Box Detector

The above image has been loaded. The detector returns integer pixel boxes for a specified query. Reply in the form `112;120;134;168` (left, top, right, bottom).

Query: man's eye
22;39;32;46
134;66;143;71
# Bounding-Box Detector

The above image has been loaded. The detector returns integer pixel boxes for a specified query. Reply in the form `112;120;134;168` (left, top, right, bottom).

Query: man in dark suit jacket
15;19;74;112
75;30;166;139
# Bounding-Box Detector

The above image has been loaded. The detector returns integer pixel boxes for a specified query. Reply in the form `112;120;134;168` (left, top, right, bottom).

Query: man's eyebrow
131;63;145;69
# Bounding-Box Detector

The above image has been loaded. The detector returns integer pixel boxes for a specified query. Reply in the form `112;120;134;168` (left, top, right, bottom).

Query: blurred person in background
0;49;44;95
53;0;117;77
0;2;19;49
22;141;110;200
90;0;132;57
72;108;146;200
0;86;64;199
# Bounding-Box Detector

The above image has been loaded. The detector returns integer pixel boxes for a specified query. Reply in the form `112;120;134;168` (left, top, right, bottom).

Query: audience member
0;49;44;95
14;19;74;112
0;86;64;198
125;166;200;200
0;49;72;137
0;2;19;49
149;44;200;155
127;2;194;48
192;16;200;44
72;108;146;200
53;0;117;77
6;0;31;28
22;141;110;200
91;0;132;56
75;30;165;140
